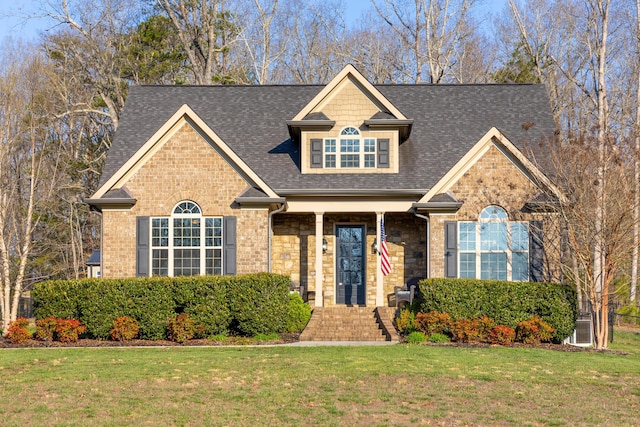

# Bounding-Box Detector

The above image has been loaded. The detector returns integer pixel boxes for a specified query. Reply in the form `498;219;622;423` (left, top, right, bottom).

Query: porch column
376;212;384;306
315;212;324;307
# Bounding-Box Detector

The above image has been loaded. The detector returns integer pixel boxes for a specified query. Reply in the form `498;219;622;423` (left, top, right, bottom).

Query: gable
418;127;561;206
292;64;407;122
313;76;382;127
122;121;252;213
90;104;279;205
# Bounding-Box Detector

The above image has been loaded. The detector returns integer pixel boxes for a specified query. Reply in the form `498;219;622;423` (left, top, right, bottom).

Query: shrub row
32;274;310;340
413;278;578;342
397;309;555;345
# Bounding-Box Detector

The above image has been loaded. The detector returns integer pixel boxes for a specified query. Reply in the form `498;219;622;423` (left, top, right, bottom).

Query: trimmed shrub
110;316;140;341
6;318;32;344
32;273;292;339
172;276;231;337
414;278;577;342
516;315;554;344
56;319;86;343
395;308;416;334
406;331;426;344
414;311;451;336
285;293;311;333
449;318;481;343
35;317;58;342
167;313;196;344
488;325;516;345
32;280;83;320
227;273;290;335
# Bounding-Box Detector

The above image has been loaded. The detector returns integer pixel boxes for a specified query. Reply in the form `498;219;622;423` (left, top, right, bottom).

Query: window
324;126;376;169
150;201;223;277
459;206;529;281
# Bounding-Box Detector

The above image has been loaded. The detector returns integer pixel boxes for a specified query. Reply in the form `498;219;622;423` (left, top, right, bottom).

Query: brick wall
428;143;560;280
102;121;269;278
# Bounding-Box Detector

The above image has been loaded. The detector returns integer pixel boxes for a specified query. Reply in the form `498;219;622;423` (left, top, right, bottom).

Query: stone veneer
101;121;269;278
272;213;426;307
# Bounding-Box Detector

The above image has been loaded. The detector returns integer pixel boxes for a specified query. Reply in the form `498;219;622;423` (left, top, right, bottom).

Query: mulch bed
2;326;637;352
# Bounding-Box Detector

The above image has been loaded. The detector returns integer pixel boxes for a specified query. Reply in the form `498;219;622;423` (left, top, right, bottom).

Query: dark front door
336;225;366;305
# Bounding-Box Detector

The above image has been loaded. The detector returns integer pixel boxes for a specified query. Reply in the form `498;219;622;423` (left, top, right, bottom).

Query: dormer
287;65;413;174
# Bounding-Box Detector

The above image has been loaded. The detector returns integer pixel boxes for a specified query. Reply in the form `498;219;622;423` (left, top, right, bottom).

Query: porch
272;212;427;307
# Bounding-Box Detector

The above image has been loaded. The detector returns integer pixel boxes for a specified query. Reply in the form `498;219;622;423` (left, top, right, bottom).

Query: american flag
380;219;391;276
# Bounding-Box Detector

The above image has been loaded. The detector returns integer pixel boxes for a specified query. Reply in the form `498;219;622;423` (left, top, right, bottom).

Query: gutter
84;198;137;212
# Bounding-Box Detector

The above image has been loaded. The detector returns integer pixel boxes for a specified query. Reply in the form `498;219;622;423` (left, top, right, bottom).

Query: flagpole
376;212;384;307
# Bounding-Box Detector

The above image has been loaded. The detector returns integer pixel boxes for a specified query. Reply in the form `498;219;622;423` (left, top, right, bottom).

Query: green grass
0;331;639;426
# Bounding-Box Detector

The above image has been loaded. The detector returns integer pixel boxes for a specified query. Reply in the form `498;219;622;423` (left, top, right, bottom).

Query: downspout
89;206;103;278
413;208;430;279
268;203;286;272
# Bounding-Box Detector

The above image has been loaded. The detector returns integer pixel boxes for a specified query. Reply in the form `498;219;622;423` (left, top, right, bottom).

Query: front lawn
1;330;638;426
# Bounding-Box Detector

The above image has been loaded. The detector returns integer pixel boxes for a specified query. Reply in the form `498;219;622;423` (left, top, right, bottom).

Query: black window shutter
223;216;237;275
310;138;323;168
136;216;150;277
444;221;458;278
377;138;390;168
529;220;544;282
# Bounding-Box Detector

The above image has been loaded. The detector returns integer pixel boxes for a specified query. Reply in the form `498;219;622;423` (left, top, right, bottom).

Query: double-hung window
324;127;376;169
459;206;529;281
150;201;223;276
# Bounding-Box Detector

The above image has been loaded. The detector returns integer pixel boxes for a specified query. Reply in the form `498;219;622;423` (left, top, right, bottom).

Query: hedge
413;278;578;342
32;273;291;339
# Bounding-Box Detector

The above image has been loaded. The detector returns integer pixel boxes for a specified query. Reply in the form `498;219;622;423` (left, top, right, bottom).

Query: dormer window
322;126;380;169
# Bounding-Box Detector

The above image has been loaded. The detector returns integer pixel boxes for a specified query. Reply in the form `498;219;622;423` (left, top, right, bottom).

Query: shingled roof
99;83;555;195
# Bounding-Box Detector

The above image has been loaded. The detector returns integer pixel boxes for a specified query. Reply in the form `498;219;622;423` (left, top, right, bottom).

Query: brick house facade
87;65;560;307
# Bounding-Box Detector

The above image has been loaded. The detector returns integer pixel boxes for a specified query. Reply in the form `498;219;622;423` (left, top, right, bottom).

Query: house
86;65;560;309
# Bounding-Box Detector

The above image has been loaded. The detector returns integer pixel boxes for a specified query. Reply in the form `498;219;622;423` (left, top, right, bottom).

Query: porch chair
394;277;421;308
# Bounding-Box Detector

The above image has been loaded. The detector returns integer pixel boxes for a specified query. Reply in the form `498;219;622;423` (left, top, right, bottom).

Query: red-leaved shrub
36;317;58;342
414;311;451;336
449;318;481;342
167;313;196;344
110;316;140;341
488;324;516;345
55;319;86;343
6;318;31;344
516;315;554;344
477;316;495;341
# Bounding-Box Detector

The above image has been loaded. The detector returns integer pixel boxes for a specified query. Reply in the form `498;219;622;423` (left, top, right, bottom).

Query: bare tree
631;0;640;304
371;0;477;83
156;0;242;84
235;0;292;84
0;49;51;331
42;0;144;130
281;0;348;84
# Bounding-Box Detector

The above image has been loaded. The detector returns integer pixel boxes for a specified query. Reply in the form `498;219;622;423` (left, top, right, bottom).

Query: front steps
300;306;399;342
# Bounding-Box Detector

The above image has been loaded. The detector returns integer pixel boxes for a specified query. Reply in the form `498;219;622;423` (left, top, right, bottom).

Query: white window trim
458;207;529;282
150;201;223;277
323;126;376;169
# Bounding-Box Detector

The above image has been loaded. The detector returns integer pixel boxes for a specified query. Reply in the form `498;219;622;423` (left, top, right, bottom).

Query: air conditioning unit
564;315;593;346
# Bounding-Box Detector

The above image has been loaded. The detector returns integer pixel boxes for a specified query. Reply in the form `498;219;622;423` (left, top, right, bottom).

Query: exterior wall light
322;238;328;253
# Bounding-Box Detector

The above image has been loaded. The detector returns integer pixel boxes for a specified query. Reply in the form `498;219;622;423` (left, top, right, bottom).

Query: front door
336;225;366;305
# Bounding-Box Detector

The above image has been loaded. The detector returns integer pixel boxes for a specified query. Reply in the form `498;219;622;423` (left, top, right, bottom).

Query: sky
0;0;508;45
